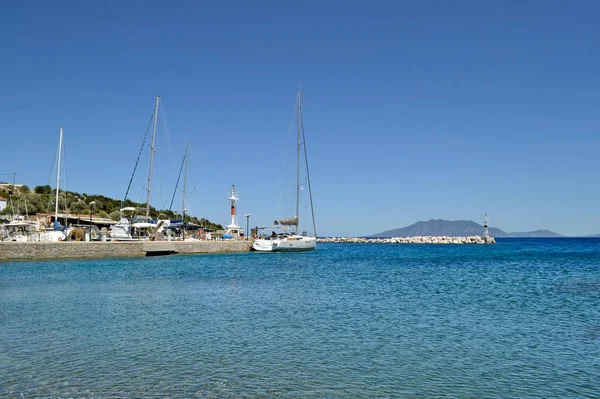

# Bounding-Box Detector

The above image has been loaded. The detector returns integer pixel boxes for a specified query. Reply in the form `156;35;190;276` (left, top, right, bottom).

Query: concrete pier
0;240;252;261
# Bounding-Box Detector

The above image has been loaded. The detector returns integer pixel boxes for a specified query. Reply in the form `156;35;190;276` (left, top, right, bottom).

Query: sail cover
274;216;298;226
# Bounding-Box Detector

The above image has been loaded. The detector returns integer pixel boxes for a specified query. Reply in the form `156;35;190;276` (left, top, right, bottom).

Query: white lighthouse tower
482;213;495;244
226;185;241;238
483;214;489;238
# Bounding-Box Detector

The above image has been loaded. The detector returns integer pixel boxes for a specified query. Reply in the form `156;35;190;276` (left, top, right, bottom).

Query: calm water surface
1;238;599;398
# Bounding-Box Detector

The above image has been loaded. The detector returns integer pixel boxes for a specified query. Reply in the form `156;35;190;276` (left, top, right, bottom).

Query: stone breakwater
318;236;496;244
0;240;252;261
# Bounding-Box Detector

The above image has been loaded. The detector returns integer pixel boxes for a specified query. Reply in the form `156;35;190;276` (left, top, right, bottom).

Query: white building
0;196;6;212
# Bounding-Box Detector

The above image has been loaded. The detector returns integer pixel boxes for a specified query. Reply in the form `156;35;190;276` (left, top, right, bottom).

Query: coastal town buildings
0;183;25;195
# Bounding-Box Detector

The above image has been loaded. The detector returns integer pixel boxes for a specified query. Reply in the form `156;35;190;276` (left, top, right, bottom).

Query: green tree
19;185;30;194
34;185;52;194
23;193;40;214
70;200;87;214
1;203;15;215
23;201;38;215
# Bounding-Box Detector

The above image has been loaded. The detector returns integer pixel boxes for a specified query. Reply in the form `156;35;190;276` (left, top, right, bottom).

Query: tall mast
300;112;317;237
295;87;301;228
182;141;190;240
182;141;189;216
10;172;16;219
147;95;160;218
55;127;63;219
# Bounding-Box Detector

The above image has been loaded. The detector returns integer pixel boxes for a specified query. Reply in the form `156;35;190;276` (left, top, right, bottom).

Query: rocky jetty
318;236;495;244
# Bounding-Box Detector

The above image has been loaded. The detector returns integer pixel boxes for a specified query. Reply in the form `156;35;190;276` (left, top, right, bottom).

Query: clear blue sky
1;0;599;236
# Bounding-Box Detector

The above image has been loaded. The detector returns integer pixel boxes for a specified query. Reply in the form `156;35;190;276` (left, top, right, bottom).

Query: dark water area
1;238;599;398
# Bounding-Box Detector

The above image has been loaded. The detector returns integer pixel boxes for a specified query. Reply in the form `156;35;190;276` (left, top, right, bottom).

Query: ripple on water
1;239;599;398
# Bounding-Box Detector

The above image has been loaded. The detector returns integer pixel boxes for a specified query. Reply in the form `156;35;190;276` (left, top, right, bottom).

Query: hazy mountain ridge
502;230;563;238
370;219;563;238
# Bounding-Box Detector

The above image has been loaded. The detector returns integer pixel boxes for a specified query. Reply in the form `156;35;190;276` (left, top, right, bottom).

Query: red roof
0;196;6;201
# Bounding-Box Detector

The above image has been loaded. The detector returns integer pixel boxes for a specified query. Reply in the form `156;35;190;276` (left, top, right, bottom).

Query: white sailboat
44;126;68;241
163;140;193;241
1;128;67;242
2;219;41;242
109;96;161;241
0;176;41;241
180;140;191;241
252;88;317;252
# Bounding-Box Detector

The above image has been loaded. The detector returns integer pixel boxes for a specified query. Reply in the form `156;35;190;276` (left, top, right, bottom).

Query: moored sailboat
44;126;68;241
252;88;317;252
109;96;161;241
1;127;67;242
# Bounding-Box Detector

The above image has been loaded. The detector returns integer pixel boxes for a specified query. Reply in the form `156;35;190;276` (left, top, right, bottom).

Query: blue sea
1;238;599;398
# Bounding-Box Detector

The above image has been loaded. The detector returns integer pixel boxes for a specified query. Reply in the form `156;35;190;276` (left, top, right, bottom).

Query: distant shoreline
318;236;495;244
318;236;600;244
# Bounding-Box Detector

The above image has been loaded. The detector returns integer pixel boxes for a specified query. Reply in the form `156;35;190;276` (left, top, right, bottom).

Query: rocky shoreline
318;236;495;244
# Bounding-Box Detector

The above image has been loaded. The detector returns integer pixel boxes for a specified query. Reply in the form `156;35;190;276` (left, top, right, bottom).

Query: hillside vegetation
0;184;223;230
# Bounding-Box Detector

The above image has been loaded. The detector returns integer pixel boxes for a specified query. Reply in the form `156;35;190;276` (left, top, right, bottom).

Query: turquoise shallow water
1;238;599;398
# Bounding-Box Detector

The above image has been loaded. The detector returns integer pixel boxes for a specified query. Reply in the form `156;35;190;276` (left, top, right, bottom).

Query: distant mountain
503;230;563;238
369;219;562;238
370;219;504;238
584;233;600;238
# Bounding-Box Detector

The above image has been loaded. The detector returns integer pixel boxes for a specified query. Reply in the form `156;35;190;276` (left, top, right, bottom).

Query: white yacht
252;88;317;252
109;96;163;241
1;127;67;242
109;208;161;241
2;220;40;242
1;219;65;242
252;223;317;252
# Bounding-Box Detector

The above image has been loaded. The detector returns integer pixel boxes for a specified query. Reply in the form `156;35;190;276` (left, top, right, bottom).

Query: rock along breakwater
318;236;495;244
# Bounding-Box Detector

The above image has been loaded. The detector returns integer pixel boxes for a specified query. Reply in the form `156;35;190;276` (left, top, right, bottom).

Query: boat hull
1;221;66;242
252;236;316;252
